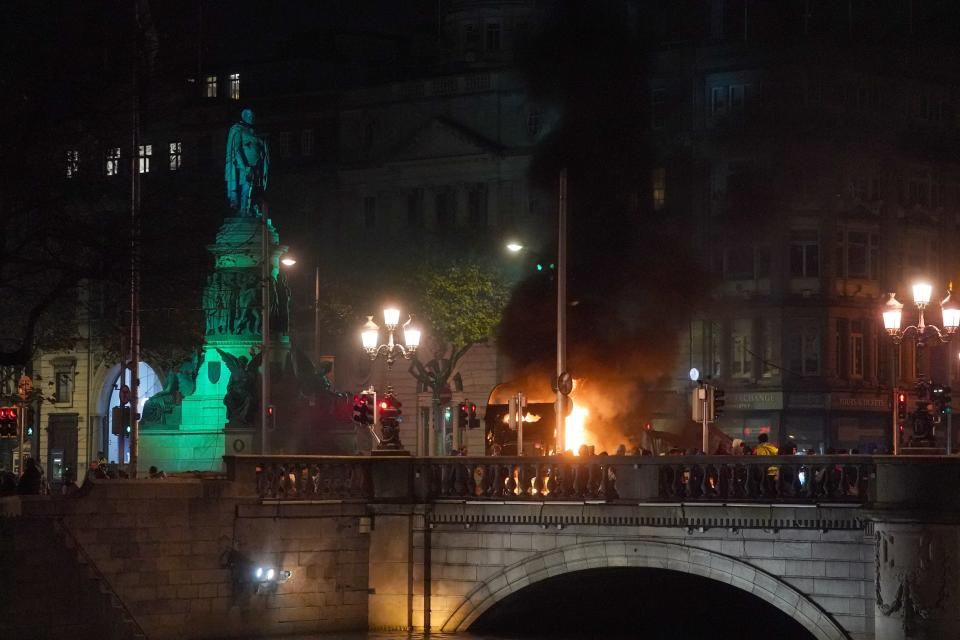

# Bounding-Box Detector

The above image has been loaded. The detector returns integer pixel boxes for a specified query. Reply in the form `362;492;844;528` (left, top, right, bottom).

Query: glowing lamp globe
913;282;933;307
361;316;379;350
941;289;960;334
383;307;400;329
881;293;903;335
404;325;421;349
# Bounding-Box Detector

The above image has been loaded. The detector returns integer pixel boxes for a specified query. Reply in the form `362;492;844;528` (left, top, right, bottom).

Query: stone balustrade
227;454;886;504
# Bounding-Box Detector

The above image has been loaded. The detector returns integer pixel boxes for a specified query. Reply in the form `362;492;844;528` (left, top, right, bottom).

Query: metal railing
228;455;878;504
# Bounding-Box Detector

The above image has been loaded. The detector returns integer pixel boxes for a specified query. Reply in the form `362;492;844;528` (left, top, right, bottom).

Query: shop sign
830;393;890;412
725;391;783;411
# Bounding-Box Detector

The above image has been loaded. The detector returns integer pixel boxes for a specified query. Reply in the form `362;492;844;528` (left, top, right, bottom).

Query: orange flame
502;412;542;424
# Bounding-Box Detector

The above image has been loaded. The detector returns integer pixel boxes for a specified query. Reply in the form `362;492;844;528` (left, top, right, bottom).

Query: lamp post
361;308;420;450
881;283;960;452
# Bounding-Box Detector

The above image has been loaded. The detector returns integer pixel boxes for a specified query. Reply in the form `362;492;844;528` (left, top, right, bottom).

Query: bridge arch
440;539;848;640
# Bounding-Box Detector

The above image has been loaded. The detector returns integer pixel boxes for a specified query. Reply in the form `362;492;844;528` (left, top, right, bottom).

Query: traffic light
379;393;402;426
353;392;376;425
266;405;276;430
897;392;907;421
111;406;131;436
939;386;953;414
0;407;18;439
458;402;470;429
468;403;480;428
711;387;725;421
352;395;364;423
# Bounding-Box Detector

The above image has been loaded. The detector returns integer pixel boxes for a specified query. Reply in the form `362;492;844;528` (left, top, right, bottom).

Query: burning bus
484;375;730;456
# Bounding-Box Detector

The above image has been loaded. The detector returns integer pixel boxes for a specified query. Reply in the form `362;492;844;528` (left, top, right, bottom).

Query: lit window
229;73;240;100
485;23;501;52
278;132;292;158
66;149;79;179
205;75;217;98
301;129;314;156
652;167;666;210
169;142;182;171
138;144;152;174
106;147;121;176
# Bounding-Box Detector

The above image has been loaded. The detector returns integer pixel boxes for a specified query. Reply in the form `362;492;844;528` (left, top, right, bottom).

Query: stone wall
1;479;370;639
362;502;875;640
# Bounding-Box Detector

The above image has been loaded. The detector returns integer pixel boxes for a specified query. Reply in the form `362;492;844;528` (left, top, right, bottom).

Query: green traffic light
549;263;555;270
536;264;543;271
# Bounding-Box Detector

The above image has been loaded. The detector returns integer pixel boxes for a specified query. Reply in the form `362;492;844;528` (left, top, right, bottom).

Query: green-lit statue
225;108;270;215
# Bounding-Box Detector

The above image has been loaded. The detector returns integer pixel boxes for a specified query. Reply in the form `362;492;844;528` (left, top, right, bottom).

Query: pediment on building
386;117;503;164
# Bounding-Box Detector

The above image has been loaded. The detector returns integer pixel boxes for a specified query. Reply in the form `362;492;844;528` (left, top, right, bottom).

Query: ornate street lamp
882;283;960;345
361;307;421;369
881;283;960;454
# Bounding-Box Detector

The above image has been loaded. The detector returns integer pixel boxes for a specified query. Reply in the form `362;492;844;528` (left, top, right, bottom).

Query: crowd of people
0;458;167;497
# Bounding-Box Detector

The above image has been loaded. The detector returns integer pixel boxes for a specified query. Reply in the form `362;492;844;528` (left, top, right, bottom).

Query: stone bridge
2;454;958;640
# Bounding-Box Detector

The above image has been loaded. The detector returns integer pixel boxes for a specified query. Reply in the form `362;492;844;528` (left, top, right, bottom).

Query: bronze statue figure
216;348;263;426
225;108;270;215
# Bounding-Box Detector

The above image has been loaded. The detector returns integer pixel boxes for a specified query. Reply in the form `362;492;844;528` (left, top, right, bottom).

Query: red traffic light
898;393;906;403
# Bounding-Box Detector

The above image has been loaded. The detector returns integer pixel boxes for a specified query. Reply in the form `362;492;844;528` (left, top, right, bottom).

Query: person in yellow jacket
754;433;779;494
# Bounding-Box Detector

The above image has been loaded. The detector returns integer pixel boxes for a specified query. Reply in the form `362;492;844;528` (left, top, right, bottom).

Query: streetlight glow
942;288;960;333
403;325;421;349
913;282;933;307
383;307;400;329
506;242;524;253
281;257;297;266
361;316;379;350
882;293;903;335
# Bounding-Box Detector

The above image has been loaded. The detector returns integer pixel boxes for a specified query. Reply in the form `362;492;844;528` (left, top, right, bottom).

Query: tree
406;262;509;453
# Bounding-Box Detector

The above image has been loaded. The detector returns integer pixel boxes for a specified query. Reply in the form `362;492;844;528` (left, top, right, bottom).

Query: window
407;188;424;228
464;24;479;50
652;167;666;210
708;321;722;377
527;108;543;139
168;142;182;171
724;245;769;280
435;188;456;230
363;196;376;230
788;322;821;376
278;132;292;158
106;147;121;176
204;75;217;98
729;84;745;110
789;230;819;277
485;23;501;52
54;368;73;403
137;144;152;174
468;183;488;227
731;319;752;378
229;73;240;100
651;89;666;130
711;86;727;115
850;320;864;378
66;149;79;178
762;319;778;378
301;129;314;156
836;230;879;279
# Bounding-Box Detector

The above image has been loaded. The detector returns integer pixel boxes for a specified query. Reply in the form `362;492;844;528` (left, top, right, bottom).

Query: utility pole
128;1;143;477
555;168;567;455
261;216;271;455
314;264;321;368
